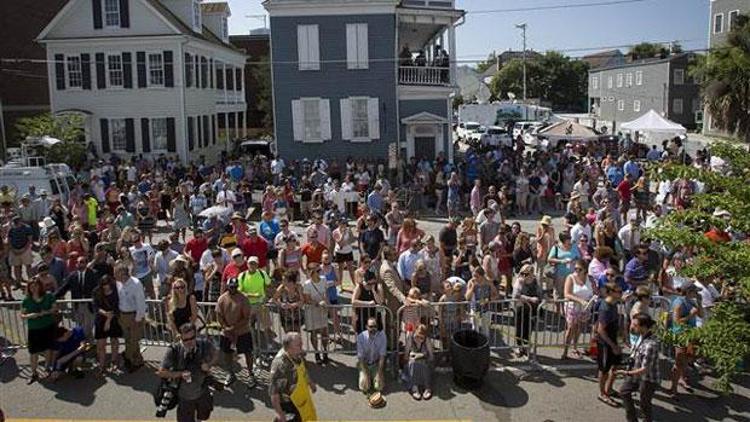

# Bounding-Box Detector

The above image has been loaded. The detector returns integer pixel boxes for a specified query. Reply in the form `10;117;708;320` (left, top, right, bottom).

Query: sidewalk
1;347;748;421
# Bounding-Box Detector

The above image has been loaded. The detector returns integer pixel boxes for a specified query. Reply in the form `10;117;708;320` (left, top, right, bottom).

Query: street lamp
515;23;527;103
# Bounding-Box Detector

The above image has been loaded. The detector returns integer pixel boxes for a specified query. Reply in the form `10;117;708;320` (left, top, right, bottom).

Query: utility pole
515;23;527;103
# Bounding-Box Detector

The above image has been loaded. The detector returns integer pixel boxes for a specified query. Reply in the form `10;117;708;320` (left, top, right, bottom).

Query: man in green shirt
237;256;273;344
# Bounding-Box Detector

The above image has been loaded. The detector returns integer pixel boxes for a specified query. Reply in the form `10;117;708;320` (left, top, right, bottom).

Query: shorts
597;342;621;373
220;332;253;355
9;248;32;267
176;390;213;422
335;252;353;263
267;249;278;261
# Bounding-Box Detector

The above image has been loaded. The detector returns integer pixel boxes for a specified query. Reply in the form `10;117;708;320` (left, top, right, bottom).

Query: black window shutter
226;68;233;90
184;53;191;88
197;116;203;147
194;59;200;88
125;118;135;152
95;53;106;89
209;59;214;89
201;57;207;89
203;115;209;147
217;65;223;89
100;119;110;153
80;54;92;90
92;0;102;29
187;117;194;151
122;52;133;88
54;54;66;90
140;118;151;153
136;51;146;88
235;68;242;91
166;117;176;152
163;51;174;87
119;0;129;28
211;115;217;145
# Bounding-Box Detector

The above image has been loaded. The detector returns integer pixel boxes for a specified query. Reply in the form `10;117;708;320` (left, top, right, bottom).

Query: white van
0;163;75;203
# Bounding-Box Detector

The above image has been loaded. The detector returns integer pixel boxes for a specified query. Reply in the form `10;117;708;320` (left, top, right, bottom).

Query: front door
414;137;436;161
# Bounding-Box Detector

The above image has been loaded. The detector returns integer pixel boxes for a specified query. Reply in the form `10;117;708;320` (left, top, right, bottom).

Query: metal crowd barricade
394;300;537;365
0;300;26;349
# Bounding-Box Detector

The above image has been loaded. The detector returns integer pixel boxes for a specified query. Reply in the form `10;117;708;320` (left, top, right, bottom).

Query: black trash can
450;330;490;389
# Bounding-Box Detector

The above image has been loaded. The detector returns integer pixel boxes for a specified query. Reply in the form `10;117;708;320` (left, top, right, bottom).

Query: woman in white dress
303;263;330;364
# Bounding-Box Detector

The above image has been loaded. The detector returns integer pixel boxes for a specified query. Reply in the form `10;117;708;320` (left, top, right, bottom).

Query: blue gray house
264;0;464;163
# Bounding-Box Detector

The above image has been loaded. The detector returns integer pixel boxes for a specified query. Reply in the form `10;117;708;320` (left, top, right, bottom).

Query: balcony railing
400;0;455;9
399;66;451;86
216;91;244;105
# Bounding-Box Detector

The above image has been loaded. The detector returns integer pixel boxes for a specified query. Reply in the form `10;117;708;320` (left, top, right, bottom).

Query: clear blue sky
226;0;709;62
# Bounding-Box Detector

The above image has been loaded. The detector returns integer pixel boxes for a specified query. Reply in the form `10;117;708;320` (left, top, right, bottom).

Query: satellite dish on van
482;76;494;86
507;92;516;100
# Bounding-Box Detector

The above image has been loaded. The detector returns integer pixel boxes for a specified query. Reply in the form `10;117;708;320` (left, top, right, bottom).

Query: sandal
597;395;618;407
411;387;422;401
422;389;432;400
571;350;582;359
678;381;694;393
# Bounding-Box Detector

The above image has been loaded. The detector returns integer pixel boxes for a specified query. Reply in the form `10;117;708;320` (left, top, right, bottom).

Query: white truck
458;102;552;129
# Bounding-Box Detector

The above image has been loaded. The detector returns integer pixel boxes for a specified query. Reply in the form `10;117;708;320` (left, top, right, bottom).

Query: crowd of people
0;131;737;421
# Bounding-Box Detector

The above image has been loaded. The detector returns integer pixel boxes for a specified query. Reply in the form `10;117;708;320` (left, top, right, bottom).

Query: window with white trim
633;100;641;112
607;75;613;89
729;10;740;31
673;98;683;114
192;0;202;32
185;54;194;87
67;56;82;88
110;119;127;151
303;99;321;140
592;76;599;90
625;73;633;87
104;0;120;27
673;69;684;85
107;54;123;87
692;98;701;113
151;118;168;150
714;13;724;34
351;98;369;138
297;25;320;71
635;70;643;85
221;18;229;42
346;23;369;69
616;73;623;87
148;53;164;86
617;99;624;111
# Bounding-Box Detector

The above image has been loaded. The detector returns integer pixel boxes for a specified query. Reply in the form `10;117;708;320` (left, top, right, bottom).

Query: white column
449;25;457;85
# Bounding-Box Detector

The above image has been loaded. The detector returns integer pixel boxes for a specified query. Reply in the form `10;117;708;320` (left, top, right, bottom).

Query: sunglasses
174;285;186;290
521;271;532;276
575;268;585;272
606;273;616;277
367;325;378;329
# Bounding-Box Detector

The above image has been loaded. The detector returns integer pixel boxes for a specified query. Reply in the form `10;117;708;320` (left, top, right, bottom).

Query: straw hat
368;392;386;408
570;191;581;200
540;215;553;226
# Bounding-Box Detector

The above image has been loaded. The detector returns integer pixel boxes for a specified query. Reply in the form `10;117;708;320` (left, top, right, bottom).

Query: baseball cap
231;248;243;258
226;277;239;289
247;256;259;264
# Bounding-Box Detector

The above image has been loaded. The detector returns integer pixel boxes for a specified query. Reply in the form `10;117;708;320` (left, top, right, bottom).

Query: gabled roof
401;111;448;124
144;0;240;52
202;2;230;15
589;53;692;73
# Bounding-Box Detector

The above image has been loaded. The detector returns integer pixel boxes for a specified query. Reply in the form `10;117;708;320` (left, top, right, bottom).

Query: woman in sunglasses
562;260;595;360
168;278;198;339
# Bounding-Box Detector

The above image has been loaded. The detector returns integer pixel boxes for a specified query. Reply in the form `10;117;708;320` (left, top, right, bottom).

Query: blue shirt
624;160;640;180
259;220;280;245
624;257;648;287
596;274;630;293
606;166;624;187
547;245;581;279
48;257;68;285
54;327;86;360
646;148;661;161
8;224;33;249
367;191;384;214
356;329;387;365
397;249;421;280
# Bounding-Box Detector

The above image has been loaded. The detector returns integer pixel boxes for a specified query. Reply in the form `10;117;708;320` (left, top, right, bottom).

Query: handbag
543;246;558;280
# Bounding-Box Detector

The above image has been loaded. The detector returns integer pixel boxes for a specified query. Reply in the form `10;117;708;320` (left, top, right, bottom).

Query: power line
469;0;649;15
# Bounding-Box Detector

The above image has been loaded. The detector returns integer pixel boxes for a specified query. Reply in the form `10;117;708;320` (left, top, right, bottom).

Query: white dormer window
104;0;120;27
221;17;229;42
192;0;202;32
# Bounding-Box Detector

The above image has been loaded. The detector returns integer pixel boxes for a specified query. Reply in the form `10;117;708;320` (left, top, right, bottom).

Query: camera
155;380;179;418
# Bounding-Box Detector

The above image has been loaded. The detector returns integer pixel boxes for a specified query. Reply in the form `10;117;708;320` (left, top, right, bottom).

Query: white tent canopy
621;109;686;134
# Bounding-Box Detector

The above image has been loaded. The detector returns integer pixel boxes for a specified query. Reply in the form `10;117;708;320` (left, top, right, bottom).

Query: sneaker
224;373;237;387
246;374;257;388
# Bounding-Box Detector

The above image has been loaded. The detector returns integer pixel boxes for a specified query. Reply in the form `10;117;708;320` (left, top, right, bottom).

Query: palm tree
691;15;750;142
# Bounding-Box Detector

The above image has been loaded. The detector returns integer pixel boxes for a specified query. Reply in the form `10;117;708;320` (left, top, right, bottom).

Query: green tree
452;94;464;111
650;142;750;392
690;14;750;142
628;42;668;60
488;52;589;112
14;113;86;168
475;52;497;74
250;55;273;132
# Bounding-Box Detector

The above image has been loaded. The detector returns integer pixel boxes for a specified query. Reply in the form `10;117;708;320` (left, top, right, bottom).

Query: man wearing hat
230;212;249;244
17;194;37;241
222;248;248;288
240;226;269;269
237;256;273;339
478;208;500;251
38;217;58;244
34;189;51;222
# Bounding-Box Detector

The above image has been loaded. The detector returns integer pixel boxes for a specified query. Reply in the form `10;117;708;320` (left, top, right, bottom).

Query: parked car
234;138;276;158
457;121;481;139
481;126;512;148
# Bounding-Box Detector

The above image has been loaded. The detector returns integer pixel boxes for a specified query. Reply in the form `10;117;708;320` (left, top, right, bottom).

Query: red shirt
222;261;248;286
616;180;632;203
240;237;269;268
301;242;327;265
184;237;208;263
705;228;731;243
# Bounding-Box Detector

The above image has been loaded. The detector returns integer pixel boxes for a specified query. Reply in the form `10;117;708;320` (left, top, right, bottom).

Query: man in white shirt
115;264;147;372
129;232;156;299
215;188;236;208
330;182;346;214
617;217;641;261
274;219;298;250
573;177;590;209
271;157;285;185
570;215;592;247
153;240;179;298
